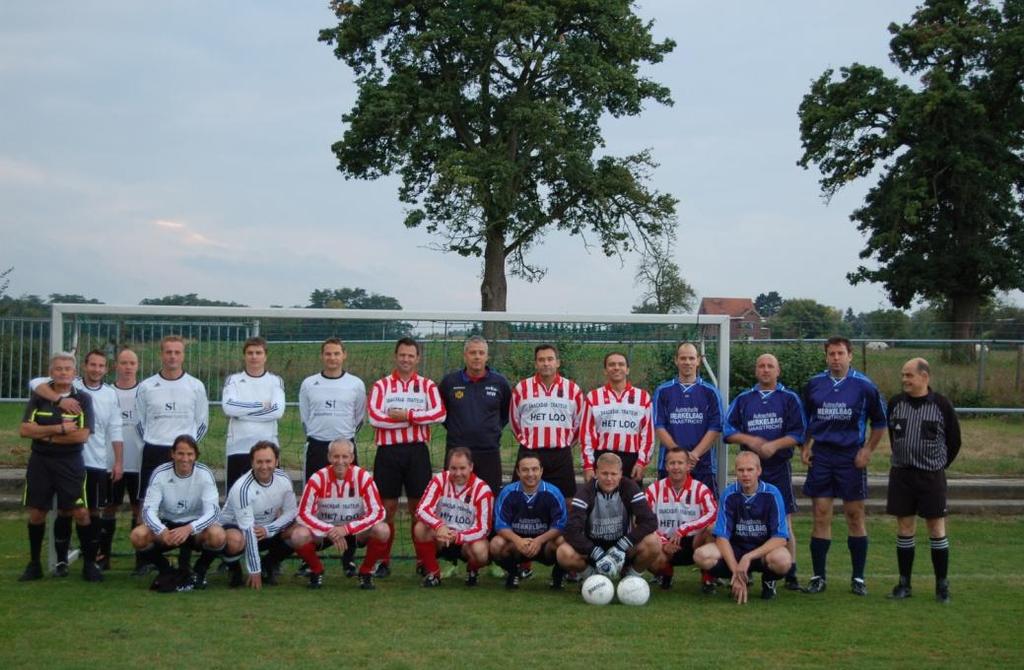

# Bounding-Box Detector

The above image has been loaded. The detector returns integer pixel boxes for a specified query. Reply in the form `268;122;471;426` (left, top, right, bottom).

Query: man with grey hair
438;335;512;494
19;353;102;582
886;357;961;603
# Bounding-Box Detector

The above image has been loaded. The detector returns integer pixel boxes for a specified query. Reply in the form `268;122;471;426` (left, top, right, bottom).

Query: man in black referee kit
19;352;102;582
886;357;961;603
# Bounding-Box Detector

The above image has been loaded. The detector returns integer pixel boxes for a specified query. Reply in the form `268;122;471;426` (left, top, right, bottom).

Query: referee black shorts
373;442;432;500
515;447;576;500
886;467;947;519
24;451;86;510
84;466;111;509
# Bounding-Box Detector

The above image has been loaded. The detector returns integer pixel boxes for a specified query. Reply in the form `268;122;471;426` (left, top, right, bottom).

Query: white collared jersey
297;465;385;538
580;384;654;469
142;462;219;534
510;375;584;450
221;468;297;574
29;377;124;470
222;371;286;456
645;475;718;540
298;372;366;441
368;372;447;445
114;383;143;472
136;372;209;446
415;471;493;544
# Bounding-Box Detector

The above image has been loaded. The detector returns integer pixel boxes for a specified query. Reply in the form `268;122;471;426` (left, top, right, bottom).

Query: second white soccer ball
581;574;615;605
616;575;651;606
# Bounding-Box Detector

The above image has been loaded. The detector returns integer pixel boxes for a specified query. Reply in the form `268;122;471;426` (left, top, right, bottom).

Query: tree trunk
480;226;508;341
950;293;981;363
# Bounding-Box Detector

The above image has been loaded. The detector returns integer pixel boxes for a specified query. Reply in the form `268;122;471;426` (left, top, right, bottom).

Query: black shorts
84;466;111;509
24;451;86;510
155;520;206;550
310;535;368;552
226;454;251;494
516;447;575;499
592;450;642;486
447;447;502;495
139;444;173;501
109;472;141;507
709;557;774;579
373;442;431;499
668;536;697;567
886;467;947;519
305;438;358;483
437;543;470;563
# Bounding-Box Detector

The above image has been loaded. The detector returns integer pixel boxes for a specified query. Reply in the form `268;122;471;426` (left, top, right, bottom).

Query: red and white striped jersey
415;471;493;544
580;383;654;470
510;375;583;450
297;464;385;538
644;475;717;540
368;372;447;446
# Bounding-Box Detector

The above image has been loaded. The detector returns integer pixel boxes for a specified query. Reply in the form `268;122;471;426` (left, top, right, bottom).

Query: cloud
150;218;225;248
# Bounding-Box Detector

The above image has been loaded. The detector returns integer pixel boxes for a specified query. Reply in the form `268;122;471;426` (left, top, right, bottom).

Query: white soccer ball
616;575;651;606
581;574;615;605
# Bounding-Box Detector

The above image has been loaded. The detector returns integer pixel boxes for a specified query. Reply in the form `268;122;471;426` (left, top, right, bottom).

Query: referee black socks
27;521;45;564
896;535;915;583
75;521;98;563
930;536;949;581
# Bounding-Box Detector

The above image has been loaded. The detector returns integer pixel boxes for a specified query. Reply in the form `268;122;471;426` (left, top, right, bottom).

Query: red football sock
360;538;388;576
294;542;324;574
701;569;714;584
414;540;440;576
659;565;674;577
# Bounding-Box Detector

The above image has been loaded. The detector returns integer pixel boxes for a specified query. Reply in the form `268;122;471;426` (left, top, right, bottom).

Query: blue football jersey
493;480;567;538
714;480;788;557
723;383;806;468
802;369;887;450
652;377;723;473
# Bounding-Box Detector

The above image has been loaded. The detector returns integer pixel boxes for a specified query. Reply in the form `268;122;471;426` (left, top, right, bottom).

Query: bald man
724;353;806;590
886;358;960;604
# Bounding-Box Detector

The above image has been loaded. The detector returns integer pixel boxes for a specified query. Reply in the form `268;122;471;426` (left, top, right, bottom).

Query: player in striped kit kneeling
413;448;493;587
290;439;390;590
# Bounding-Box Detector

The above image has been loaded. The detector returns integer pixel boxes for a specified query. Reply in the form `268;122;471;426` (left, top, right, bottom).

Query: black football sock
930;536;949;582
896;535;915;584
810;537;831;578
53;515;73;564
141;545;172;574
848;535;868;582
75;521;99;563
99;516;117;558
193;548;219;575
264;536;293;568
28;522;45;564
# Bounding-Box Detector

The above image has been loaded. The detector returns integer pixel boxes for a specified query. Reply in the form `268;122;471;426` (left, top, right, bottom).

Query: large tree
631;238;695;314
798;0;1024;341
308;287;402;310
754;291;783;318
768;299;842;339
319;0;678;312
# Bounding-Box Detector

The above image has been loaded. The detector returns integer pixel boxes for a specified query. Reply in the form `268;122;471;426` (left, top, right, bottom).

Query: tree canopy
754;291;783;318
319;0;678;311
308;287;402;310
798;0;1024;341
139;293;247;307
768;299;842;339
631;239;695;314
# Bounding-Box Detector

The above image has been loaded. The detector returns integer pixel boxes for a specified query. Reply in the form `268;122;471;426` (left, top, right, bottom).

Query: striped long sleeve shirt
415;471;493;544
368;372;446;446
221;468;298;574
887;390;961;471
580;384;654;470
510;375;584;450
142;462;219;535
297;465;385;537
645;475;717;540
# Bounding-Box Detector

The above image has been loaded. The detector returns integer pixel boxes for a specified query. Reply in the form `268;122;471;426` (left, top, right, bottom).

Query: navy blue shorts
710;556;777;579
802;446;867;502
761;461;797;514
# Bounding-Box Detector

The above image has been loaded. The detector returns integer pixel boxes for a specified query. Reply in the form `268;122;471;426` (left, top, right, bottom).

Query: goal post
49;303;733;489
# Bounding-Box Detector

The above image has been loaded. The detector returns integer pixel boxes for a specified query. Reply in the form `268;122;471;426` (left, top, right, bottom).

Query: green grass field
2;403;1021;476
0;514;1020;669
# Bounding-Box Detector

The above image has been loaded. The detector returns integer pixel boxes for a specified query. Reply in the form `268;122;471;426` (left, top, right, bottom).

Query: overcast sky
2;1;1015;315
